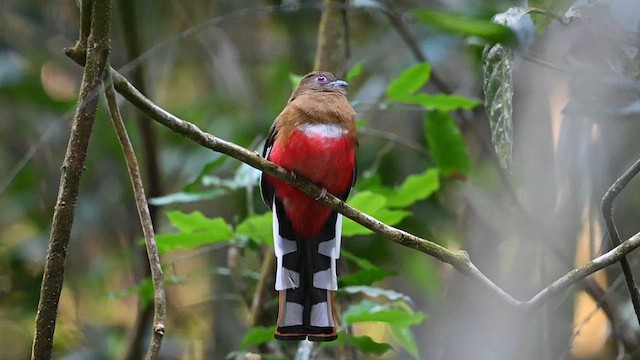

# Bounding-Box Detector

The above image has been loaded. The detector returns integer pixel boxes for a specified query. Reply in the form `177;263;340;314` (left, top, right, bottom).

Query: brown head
288;71;349;102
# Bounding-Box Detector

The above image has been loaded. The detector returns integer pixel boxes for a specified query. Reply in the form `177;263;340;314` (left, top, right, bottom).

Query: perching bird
260;71;357;342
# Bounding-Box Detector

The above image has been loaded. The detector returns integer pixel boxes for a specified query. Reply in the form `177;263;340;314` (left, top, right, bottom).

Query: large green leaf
341;191;411;236
386;63;431;100
413;9;516;44
342;300;425;328
236;212;273;244
156;211;234;253
240;326;276;347
340;286;413;303
385;168;440;208
183;155;227;191
424;111;470;178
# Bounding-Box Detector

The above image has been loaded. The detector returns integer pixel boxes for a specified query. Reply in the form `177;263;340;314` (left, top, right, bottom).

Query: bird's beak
329;79;349;89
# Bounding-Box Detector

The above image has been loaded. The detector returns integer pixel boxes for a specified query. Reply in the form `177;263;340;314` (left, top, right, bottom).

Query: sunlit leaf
241;326;276;347
289;73;303;90
340;250;396;286
236;212;273;244
413;9;516;44
386;63;431;100
424;111;470;178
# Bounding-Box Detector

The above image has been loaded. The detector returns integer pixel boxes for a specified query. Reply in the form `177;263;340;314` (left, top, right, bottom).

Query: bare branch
602;158;640;324
104;73;166;359
31;0;111;359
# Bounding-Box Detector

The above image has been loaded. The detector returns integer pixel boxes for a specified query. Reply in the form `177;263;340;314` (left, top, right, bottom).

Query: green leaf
183;155;227;192
424;111;470;178
413;9;516;44
149;189;226;206
341;192;411;236
156;229;233;253
340;250;396;286
483;42;514;169
340;286;412;303
236;212;273;244
529;0;574;34
386;63;431;100
390;325;420;359
166;210;225;233
398;93;481;112
385;168;440;208
346;60;366;82
343;300;425;328
157;211;234;253
241;326;276;347
346;334;393;356
289;73;303;90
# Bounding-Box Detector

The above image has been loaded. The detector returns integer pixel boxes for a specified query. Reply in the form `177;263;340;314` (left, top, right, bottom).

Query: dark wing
259;123;278;209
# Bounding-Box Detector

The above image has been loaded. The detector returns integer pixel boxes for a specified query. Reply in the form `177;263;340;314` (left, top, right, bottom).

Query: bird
260;71;357;342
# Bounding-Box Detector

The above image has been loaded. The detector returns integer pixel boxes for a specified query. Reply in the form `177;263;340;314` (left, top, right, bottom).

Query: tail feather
272;200;340;341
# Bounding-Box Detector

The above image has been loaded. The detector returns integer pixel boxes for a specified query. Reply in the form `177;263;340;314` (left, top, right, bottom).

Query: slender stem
31;0;111;359
104;74;166;359
601;158;640;325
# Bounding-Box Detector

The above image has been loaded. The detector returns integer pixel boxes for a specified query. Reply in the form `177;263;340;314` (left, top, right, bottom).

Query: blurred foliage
3;0;640;359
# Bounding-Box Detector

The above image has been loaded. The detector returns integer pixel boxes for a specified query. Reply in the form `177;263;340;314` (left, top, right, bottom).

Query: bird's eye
315;75;328;83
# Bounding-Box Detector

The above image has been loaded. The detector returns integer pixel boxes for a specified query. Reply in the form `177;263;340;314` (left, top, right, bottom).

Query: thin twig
601;158;640;325
104;73;166;359
31;0;111;359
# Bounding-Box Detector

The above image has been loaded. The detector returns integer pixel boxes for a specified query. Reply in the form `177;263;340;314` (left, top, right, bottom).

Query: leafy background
2;0;640;359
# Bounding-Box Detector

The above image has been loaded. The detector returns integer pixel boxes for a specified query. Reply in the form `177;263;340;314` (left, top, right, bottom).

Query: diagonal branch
31;0;111;359
602;158;640;325
104;72;166;360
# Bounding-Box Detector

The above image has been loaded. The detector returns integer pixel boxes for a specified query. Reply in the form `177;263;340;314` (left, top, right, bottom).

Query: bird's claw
315;188;328;200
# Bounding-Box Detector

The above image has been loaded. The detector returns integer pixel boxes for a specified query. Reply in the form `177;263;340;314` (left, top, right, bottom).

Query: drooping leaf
424;111;470;178
346;334;393;356
340;286;413;303
390;325;420;359
386;63;431;100
398;93;481;112
149;189;226;206
342;300;425;328
413;9;516;44
202;163;261;190
236;212;273;244
341;191;411;236
289;73;303;90
483;42;514;170
241;326;276;347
